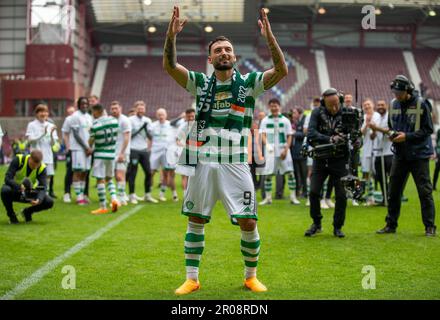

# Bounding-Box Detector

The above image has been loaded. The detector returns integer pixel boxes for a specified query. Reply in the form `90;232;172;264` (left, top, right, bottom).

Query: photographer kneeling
2;150;54;224
305;88;361;238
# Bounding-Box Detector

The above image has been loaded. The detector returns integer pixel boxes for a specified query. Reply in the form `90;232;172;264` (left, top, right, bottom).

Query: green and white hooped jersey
186;70;265;163
90;116;119;160
259;114;293;157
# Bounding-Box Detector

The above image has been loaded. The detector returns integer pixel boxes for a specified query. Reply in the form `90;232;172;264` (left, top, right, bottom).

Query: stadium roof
86;0;440;45
90;0;245;23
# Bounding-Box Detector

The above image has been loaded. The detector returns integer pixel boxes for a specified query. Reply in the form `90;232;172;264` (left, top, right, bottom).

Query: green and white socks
107;180;117;202
73;181;85;201
97;183;106;209
241;226;260;279
183;222;261;281
184;221;205;281
288;174;299;204
117;182;127;202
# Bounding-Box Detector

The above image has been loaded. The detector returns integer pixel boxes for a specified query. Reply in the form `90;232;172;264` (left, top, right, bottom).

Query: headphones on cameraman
390;75;415;94
320;88;344;107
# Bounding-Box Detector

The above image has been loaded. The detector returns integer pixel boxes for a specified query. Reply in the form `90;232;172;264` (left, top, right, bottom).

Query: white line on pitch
1;205;143;300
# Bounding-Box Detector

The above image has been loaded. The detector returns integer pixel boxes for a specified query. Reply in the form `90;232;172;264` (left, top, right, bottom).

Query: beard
213;59;234;71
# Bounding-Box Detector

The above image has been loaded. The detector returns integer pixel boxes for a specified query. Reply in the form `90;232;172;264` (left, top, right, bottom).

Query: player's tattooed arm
259;8;288;90
163;6;189;89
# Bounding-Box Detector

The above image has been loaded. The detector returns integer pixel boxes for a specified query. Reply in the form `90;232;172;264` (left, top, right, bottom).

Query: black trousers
386;158;436;229
309;157;348;229
324;176;334;199
1;185;54;219
433;157;440;190
374;155;393;202
64;150;73;194
275;174;285;199
293;159;308;197
127;149;152;194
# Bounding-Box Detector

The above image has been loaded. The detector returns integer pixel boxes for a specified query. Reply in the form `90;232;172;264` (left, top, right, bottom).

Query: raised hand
258;8;272;39
167;6;187;38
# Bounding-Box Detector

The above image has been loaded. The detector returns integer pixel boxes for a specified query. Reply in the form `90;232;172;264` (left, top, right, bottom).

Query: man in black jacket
305;88;361;238
1;150;54;224
377;75;436;236
290;107;307;198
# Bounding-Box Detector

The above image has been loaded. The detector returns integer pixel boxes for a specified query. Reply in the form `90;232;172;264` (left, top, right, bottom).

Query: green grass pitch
0;162;439;300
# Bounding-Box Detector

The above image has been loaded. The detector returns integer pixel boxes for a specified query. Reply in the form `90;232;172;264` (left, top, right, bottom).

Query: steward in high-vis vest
376;75;436;237
1;150;54;224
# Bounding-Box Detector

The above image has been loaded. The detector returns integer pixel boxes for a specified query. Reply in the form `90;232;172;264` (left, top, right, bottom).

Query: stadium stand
413;49;440;100
100;56;206;117
326;48;409;103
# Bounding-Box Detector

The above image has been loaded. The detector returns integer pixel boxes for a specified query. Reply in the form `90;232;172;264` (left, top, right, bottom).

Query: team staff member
1;150;54;223
377;75;436;236
127;101;158;204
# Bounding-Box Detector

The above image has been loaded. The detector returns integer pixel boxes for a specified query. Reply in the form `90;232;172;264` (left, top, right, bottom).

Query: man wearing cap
305;88;360;238
376;75;436;236
1;150;54;224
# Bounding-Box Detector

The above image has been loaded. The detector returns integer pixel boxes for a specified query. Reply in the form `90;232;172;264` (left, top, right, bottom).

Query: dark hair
208;36;233;55
268;98;281;106
185;108;195;114
292;106;303;115
30;149;43;163
92;104;104;112
313;96;320;103
77;96;89;108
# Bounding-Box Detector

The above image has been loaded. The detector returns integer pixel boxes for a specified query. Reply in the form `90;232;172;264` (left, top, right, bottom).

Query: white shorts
361;156;374;173
257;152;293;176
92;158;115;179
166;145;183;170
44;163;54;176
115;159;129;172
72;150;91;172
182;163;257;224
151;148;176;171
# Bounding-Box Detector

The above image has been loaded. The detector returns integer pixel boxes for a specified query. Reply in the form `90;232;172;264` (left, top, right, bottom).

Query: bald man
149;108;178;202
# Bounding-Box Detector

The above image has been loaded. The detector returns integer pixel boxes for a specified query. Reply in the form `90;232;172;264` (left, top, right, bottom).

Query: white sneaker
158;193;167;202
290;193;300;205
259;197;272;205
325;198;335;208
365;198;375;206
173;195;179;202
320;199;329;209
306;198;310;206
352;199;359;206
129;194;138;204
83;195;91;204
63;193;71;203
145;193;159;203
119;198;128;206
134;194;144;201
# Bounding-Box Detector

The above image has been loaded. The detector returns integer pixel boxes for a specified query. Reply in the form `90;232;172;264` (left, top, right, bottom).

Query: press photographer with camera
1;150;54;224
376;75;436;236
304;88;362;238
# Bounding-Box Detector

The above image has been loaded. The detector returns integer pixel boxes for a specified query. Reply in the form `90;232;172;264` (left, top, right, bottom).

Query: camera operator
305;88;361;238
1;150;54;224
377;75;436;236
